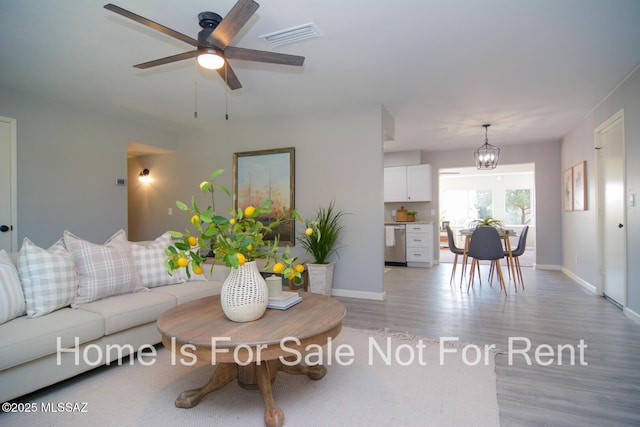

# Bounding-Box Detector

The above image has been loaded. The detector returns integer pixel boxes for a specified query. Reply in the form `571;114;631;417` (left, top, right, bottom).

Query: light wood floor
338;263;640;426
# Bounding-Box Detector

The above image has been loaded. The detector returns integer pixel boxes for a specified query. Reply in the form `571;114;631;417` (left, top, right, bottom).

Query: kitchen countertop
384;221;434;225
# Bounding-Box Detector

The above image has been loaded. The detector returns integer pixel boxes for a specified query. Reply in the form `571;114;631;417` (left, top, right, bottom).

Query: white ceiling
1;0;640;153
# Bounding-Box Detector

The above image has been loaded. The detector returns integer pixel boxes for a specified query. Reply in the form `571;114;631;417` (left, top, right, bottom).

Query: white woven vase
220;260;268;322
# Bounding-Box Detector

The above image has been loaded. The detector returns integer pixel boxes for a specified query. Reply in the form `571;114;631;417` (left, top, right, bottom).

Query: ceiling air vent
259;23;322;48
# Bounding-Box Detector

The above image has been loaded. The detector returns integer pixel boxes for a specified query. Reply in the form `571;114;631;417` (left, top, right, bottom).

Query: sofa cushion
150;280;223;305
0;250;26;324
64;230;145;307
18;238;78;317
76;290;175;335
0;307;104;371
129;232;182;288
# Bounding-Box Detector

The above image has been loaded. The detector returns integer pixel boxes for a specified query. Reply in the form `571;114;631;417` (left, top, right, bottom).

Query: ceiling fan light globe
197;53;225;70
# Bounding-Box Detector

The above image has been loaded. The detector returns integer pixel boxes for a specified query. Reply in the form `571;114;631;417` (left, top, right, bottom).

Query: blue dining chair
507;225;529;290
466;226;507;295
446;225;466;285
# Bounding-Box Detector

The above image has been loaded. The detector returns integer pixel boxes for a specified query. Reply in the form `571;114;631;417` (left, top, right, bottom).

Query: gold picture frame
233;147;295;245
563;167;573;211
572;161;586;211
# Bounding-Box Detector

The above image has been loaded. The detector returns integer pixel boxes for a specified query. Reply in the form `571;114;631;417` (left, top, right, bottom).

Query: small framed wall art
563;167;573;211
572;161;586;211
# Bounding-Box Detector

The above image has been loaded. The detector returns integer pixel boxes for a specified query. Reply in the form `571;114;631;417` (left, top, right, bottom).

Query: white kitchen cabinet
384;164;432;202
406;223;433;267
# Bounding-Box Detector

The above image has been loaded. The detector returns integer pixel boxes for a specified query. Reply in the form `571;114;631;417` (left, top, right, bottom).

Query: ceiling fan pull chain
225;63;229;120
194;60;198;119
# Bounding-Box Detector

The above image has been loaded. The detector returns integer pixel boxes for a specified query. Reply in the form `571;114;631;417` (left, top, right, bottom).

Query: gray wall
128;106;386;299
0;86;177;247
561;64;640;317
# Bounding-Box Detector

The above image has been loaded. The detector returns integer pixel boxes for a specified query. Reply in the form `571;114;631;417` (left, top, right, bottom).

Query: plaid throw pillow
64;230;144;307
0;249;26;323
129;232;182;288
17;238;78;317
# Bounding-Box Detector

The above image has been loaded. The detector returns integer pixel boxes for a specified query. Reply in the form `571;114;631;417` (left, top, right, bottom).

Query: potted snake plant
298;201;346;295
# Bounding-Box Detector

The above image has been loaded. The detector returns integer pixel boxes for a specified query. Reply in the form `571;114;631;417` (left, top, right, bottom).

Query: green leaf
175;242;190;251
176;200;188;211
210;169;224;179
169;230;183;238
213;185;231;197
212;215;229;225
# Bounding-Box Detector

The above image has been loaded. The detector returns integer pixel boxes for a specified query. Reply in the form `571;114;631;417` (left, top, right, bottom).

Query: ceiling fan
104;0;305;90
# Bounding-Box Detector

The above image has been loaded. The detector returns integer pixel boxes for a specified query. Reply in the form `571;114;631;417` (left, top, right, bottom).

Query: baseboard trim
534;264;562;270
331;288;386;301
561;267;597;293
624;307;640;325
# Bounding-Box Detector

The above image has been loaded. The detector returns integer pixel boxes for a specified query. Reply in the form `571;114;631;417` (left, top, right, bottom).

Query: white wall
561;64;640;316
129;106;386;299
0;86;177;246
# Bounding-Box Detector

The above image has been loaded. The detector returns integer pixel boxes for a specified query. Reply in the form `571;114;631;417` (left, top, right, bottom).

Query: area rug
1;327;499;426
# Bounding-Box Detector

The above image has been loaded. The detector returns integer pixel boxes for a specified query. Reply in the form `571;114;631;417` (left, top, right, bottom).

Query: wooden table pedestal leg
277;358;327;380
175;363;238;408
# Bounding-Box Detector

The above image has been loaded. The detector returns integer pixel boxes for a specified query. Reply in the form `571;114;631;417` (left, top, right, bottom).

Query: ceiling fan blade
207;0;259;49
217;64;242;90
104;3;198;47
134;50;198;69
224;46;305;66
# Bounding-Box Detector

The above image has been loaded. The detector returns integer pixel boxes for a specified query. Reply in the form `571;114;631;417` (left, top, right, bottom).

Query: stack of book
267;291;302;310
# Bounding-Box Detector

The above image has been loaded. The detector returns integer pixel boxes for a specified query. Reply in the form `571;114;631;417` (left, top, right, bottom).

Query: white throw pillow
129;232;183;288
0;249;26;324
64;230;144;307
17;238;78;318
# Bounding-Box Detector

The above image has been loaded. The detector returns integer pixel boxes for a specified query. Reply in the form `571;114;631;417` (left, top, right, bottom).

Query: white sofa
0;230;231;403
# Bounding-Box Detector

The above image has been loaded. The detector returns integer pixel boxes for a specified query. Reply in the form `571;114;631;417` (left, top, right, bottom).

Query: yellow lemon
294;264;304;273
236;253;246;265
246;244;253;251
229;218;236;225
244;206;256;217
190;214;200;225
193;265;203;275
272;262;284;274
177;257;189;268
305;227;313;236
187;236;197;246
199;181;208;192
288;270;296;280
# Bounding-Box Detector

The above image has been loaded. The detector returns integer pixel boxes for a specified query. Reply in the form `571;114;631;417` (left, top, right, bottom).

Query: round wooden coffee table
156;292;346;427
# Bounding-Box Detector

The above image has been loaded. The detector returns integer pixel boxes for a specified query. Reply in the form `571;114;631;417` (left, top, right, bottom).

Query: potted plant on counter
406;210;417;222
298;201;346;296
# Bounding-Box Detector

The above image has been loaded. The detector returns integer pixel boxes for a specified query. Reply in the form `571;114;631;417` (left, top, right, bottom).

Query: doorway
0;116;18;252
438;163;536;266
595;110;627;307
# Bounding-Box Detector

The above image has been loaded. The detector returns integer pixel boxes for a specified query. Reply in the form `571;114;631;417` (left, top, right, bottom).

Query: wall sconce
138;168;151;184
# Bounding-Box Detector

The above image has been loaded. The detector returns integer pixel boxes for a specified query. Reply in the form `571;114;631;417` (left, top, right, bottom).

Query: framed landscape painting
563;167;573;211
572;161;586;211
233;147;295;245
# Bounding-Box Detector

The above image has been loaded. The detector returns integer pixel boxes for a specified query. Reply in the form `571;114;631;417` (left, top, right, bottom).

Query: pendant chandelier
474;124;500;170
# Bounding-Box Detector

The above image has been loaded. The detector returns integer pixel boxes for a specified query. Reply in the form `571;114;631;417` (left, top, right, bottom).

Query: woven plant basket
220;260;268;322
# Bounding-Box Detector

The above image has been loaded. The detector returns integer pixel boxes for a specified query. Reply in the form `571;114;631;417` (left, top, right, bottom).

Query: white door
596;111;626;306
0;117;18;252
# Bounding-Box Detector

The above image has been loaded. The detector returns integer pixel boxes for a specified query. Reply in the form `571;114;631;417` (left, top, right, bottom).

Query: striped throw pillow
129;232;182;288
0;249;26;324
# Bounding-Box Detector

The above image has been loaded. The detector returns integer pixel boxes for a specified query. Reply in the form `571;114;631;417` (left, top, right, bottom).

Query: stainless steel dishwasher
384;224;406;265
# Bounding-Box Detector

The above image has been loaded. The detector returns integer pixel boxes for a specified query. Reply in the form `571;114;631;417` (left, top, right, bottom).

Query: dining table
458;227;519;291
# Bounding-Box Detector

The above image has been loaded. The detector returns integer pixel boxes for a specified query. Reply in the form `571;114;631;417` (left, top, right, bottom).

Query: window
505;189;532;225
441;189;493;226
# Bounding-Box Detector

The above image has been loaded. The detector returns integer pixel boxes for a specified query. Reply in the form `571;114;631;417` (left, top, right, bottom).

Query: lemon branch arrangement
165;169;305;283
